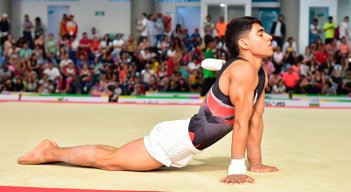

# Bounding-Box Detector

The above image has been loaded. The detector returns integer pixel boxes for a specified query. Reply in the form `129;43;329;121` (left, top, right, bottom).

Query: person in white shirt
112;33;124;58
339;16;350;41
282;37;297;54
136;13;148;44
43;60;60;81
147;14;157;47
310;18;322;43
59;52;73;70
273;46;284;73
141;63;155;86
270;15;286;48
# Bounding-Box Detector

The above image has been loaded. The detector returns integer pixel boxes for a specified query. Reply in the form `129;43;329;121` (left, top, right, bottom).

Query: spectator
112;33;124;57
339;16;350;41
90;35;100;55
19;42;32;59
155;13;165;47
66;14;78;40
136;13;148;44
200;38;216;96
0;13;10;46
43;60;60;82
322;81;337;95
22;14;33;47
263;57;275;76
314;45;329;69
100;34;111;50
147;14;157;47
90;27;100;40
215;16;227;43
79;32;91;57
273;46;284;73
79;63;92;93
59;14;68;39
310;18;321;43
270;14;286;48
203;15;214;46
34;17;45;40
46;33;57;56
141;63;156;89
272;79;286;94
282;37;297;54
323;16;337;44
124;35;137;53
282;67;300;92
338;36;350;56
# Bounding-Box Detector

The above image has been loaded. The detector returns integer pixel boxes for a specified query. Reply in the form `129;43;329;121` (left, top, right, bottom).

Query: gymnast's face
241;23;273;58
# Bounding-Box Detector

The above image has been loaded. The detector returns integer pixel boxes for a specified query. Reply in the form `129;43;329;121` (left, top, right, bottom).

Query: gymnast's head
225;16;273;59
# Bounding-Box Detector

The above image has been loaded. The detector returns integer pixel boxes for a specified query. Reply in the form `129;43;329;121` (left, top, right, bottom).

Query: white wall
154;2;200;34
200;0;251;37
337;0;351;24
298;0;337;54
11;0;131;40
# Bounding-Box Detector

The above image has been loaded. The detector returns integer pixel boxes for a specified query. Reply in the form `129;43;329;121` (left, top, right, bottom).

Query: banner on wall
0;93;350;108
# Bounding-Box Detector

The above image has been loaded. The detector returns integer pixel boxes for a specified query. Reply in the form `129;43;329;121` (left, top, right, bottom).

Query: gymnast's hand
219;174;255;184
249;164;279;173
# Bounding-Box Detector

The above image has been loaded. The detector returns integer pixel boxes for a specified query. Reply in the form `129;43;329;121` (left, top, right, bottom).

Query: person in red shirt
79;32;91;57
314;46;329;69
282;67;300;92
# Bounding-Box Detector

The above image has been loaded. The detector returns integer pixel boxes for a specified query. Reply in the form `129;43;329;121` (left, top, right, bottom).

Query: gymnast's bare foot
18;139;59;165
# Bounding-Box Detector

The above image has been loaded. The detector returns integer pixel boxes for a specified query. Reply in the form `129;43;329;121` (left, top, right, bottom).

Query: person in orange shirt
59;14;68;39
215;16;227;42
338;36;350;56
282;67;300;92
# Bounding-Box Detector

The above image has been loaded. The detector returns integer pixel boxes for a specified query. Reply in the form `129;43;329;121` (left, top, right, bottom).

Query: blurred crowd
0;13;350;102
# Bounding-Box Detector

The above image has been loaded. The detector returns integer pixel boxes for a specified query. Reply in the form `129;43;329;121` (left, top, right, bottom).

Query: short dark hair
328;16;333;20
224;16;262;58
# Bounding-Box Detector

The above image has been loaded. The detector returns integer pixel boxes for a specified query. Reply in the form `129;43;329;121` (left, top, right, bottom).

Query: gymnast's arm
229;63;257;161
247;68;278;173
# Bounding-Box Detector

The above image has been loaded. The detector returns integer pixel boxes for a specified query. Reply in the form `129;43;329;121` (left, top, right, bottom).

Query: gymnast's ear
238;39;249;50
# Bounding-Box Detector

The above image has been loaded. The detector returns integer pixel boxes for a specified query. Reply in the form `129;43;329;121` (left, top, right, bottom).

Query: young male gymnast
18;16;278;184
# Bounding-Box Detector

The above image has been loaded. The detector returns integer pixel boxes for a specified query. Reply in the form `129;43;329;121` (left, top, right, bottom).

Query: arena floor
0;102;350;192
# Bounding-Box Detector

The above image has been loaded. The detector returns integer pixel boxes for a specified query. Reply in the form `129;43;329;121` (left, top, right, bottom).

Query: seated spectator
90;36;100;55
45;33;57;56
338;36;350;57
282;67;300;92
272;79;286;94
19;42;32;59
112;33;124;58
282;37;297;54
314;45;329;69
78;32;91;56
322;81;337;95
100;34;111;50
79;63;92;93
263;57;275;76
273;46;284;72
59;52;73;70
124;35;137;53
43;60;60;82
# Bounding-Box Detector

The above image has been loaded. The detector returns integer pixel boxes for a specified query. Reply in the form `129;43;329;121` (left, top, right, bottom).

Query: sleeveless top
188;57;266;150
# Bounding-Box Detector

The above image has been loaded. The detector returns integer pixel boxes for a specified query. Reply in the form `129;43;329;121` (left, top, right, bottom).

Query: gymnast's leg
17;139;163;171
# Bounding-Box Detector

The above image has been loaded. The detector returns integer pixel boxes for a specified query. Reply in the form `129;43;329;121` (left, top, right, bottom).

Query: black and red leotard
188;57;266;150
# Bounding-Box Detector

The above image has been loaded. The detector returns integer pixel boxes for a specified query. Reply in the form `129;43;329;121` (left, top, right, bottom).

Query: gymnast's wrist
228;158;247;175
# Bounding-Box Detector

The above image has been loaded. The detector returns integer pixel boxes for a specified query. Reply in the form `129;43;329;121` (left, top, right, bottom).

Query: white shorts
143;118;201;168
